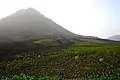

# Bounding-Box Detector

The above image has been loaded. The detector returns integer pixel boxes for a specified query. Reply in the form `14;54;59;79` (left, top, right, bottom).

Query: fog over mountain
0;8;77;42
108;35;120;41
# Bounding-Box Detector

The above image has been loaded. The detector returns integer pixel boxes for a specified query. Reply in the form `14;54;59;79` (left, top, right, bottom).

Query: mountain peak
2;8;44;20
26;8;36;10
17;8;40;14
20;8;37;12
0;8;75;41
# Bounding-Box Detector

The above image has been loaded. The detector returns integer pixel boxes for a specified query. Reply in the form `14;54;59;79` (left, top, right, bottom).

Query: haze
0;0;119;38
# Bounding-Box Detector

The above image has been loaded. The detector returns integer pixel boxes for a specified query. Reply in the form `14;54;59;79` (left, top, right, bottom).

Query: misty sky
0;0;119;38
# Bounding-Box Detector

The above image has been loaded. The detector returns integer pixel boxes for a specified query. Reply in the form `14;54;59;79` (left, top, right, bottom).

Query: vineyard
0;41;120;80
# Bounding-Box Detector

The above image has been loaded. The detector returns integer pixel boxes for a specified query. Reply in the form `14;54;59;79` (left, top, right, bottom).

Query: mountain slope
108;35;120;41
0;8;75;42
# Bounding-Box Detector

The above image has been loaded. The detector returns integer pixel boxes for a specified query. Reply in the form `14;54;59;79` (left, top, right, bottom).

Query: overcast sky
0;0;119;38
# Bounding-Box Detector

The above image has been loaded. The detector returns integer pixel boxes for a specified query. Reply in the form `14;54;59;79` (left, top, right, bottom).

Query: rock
75;56;79;59
38;55;41;58
99;58;104;62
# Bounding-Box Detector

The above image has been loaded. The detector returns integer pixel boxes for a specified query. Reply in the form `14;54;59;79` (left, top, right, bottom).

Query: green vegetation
0;74;58;80
48;41;120;56
0;41;120;79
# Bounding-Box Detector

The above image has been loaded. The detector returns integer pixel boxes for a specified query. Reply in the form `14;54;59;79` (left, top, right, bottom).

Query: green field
0;41;120;80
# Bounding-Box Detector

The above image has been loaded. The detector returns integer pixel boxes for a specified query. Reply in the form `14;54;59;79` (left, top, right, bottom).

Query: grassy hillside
0;40;120;80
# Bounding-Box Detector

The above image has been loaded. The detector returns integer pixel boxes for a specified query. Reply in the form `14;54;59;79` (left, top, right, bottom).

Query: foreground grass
0;74;59;80
1;74;120;80
0;41;120;79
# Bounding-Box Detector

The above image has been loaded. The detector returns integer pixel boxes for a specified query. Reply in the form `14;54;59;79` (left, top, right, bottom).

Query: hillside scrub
0;41;120;79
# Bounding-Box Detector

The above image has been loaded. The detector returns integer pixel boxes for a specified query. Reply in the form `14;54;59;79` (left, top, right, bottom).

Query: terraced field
0;41;120;80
